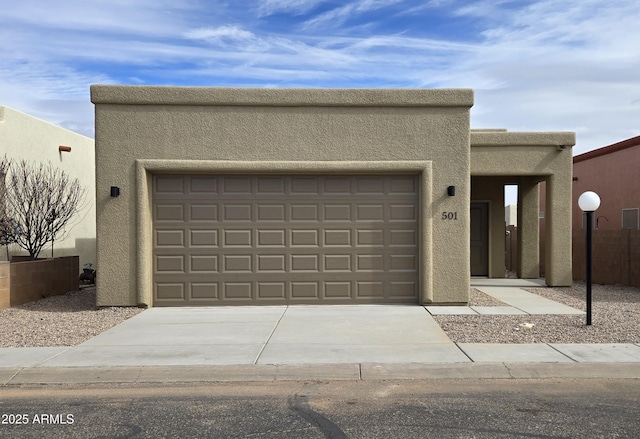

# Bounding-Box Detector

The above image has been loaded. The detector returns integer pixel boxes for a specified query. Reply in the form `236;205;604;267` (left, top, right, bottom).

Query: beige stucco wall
470;131;575;286
470;132;574;177
91;86;474;306
0;106;96;269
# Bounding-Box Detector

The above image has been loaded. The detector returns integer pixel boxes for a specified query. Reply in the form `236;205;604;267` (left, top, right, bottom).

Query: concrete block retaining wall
0;256;79;309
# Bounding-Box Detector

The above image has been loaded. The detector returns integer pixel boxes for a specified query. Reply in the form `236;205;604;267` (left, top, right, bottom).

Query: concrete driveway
38;305;471;367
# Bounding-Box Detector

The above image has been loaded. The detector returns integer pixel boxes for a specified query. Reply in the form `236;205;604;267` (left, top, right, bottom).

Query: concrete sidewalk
1;279;639;384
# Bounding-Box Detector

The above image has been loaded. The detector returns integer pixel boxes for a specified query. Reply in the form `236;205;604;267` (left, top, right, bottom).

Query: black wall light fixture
447;186;456;196
110;186;121;197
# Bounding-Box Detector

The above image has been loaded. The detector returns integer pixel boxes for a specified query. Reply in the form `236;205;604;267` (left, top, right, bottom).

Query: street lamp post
578;191;601;326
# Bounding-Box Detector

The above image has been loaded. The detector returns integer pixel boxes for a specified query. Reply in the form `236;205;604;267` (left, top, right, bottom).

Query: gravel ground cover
0;288;143;347
437;283;640;344
469;288;507;307
1;283;638;347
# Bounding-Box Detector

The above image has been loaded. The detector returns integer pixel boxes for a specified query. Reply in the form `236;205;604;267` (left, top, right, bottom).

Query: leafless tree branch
2;158;86;260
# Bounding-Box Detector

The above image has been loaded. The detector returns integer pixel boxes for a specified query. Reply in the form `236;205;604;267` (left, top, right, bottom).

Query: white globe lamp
578;191;601;212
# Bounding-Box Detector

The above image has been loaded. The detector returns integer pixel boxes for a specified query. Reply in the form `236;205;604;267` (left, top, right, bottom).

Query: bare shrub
2;157;86;260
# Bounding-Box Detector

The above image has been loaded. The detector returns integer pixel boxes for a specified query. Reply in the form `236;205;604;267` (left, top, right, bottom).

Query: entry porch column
544;174;573;286
517;177;540;278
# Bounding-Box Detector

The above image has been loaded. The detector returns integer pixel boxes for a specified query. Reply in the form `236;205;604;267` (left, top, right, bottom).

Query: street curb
2;363;639;385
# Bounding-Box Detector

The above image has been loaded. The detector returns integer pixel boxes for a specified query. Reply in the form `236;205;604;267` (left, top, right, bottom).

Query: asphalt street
1;378;639;438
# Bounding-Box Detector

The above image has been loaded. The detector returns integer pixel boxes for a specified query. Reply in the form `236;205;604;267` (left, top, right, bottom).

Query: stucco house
91;86;574;307
0;105;96;268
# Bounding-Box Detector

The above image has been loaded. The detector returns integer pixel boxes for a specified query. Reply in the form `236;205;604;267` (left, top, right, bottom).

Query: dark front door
470;202;489;276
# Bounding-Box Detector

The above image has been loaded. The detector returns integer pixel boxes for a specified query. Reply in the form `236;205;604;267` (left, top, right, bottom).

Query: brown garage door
152;174;419;305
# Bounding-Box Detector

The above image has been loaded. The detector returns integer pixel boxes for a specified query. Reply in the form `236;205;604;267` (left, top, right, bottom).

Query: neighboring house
536;135;640;283
0;105;96;269
92;86;574;307
572;135;640;230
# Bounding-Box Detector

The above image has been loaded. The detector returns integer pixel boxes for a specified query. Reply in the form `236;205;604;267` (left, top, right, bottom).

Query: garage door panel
257;176;285;193
156;283;185;300
155;176;185;194
223;204;252;221
258;282;286;299
291;255;319;272
390;254;417;271
155;204;185;221
324;282;352;298
190;255;218;273
389;230;417;246
390;205;417;221
356;229;383;246
324;204;351;220
156;255;185;273
324;177;351;194
324;254;352;271
190;229;219;247
324;229;352;246
153;174;419;306
189;176;218;194
356;205;385;221
223;176;252;194
257;255;286;272
257;229;286;247
390;282;418;298
356;255;385;271
156;229;185;247
257;204;286;221
223;255;253;272
390;176;418;193
290;177;318;193
190;283;219;300
290;204;319;221
291;282;319;298
224;283;252;300
190;204;218;221
356;282;384;298
357;177;385;193
291;229;319;246
223;229;253;247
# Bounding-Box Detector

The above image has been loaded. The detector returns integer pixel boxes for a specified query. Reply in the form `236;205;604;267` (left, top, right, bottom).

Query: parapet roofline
471;131;576;147
90;85;474;108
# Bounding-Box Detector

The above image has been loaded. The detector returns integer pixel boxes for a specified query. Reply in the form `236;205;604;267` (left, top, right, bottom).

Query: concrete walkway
1;279;639;384
427;278;585;316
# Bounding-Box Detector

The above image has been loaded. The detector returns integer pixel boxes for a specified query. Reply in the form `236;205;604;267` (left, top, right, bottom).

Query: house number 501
442;212;458;220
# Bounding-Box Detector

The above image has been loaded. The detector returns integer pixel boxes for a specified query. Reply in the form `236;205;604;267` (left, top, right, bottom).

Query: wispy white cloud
301;0;405;30
0;0;637;155
301;4;358;30
0;0;199;37
185;25;256;43
184;25;271;52
256;0;326;16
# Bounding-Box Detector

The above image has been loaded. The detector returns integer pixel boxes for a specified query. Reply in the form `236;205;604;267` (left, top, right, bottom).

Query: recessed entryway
470;202;489;276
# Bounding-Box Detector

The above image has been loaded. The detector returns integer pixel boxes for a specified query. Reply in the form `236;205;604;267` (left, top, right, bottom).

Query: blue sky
2;0;639;159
